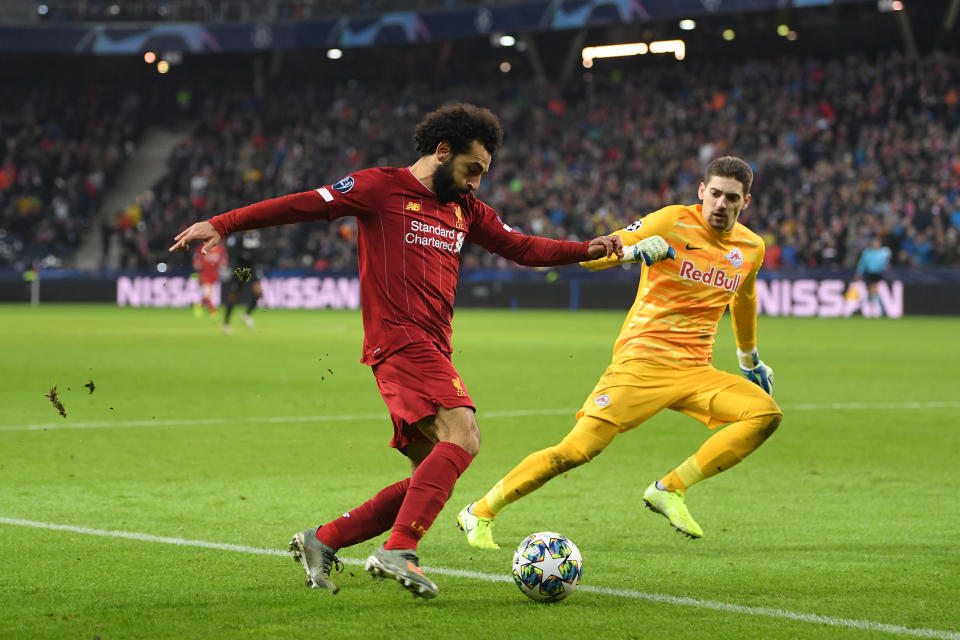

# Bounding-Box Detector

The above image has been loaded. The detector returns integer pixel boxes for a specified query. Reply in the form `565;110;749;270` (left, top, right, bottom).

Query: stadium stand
30;0;512;22
2;0;958;275
108;49;960;272
0;64;175;270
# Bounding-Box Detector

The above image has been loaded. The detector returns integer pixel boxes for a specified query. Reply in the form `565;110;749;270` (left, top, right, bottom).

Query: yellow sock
475;447;562;517
475;416;618;517
473;491;500;519
662;415;776;491
661;455;705;492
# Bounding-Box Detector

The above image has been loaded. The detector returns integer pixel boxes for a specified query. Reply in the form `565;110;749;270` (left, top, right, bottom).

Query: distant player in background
458;156;783;548
192;242;227;318
221;230;264;335
169;103;629;599
854;235;892;317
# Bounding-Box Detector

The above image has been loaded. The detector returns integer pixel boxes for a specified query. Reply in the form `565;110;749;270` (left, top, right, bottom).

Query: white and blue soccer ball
512;531;582;602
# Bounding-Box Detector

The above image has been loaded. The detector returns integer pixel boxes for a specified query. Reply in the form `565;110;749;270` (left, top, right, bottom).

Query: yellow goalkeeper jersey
582;204;765;368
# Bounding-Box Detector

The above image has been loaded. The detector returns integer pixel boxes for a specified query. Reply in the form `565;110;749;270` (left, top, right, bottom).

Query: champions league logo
332;176;355;193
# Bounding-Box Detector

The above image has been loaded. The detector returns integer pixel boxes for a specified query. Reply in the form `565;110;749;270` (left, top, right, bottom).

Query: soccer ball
512;531;582;602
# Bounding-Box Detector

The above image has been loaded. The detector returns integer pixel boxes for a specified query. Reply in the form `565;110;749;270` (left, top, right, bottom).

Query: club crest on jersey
332;176;355;193
405;201;421;212
594;394;611;407
453;204;466;230
452;377;467;397
724;248;744;268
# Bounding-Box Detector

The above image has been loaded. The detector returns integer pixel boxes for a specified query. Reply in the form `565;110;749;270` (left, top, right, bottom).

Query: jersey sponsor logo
678;259;742;292
453;204;466;230
724;247;744;268
406;219;465;254
405;201;421;212
594;393;611;407
625;220;643;232
332;176;355;193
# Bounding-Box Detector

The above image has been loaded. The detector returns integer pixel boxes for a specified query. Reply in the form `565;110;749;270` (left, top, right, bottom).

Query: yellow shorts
577;357;782;430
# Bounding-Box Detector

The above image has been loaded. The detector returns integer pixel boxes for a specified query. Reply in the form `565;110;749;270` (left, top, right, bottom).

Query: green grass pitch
1;304;958;639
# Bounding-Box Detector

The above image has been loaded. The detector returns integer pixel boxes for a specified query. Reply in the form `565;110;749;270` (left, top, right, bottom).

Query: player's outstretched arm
586;234;624;260
169;221;222;255
581;207;681;270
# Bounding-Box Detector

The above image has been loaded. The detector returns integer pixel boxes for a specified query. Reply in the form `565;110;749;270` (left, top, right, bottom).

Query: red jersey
193;243;227;283
208;166;591;365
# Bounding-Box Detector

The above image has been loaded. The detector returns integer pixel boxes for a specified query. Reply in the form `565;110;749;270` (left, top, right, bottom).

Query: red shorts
372;341;475;452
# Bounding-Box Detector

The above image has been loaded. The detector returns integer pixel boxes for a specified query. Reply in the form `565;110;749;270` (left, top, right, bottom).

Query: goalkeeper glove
737;348;774;396
622;235;676;266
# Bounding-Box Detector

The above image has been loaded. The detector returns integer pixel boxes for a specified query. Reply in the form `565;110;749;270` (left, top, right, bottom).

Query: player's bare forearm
586;235;624;260
169;221;221;254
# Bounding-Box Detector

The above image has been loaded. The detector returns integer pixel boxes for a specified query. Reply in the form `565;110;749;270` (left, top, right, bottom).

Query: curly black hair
705;156;753;195
414;103;504;157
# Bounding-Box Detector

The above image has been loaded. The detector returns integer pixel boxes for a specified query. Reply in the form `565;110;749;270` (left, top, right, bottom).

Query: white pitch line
0;517;957;640
2;401;958;433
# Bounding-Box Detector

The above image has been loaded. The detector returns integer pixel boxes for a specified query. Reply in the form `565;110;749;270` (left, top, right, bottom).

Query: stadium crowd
3;48;959;273
118;50;960;273
0;74;169;270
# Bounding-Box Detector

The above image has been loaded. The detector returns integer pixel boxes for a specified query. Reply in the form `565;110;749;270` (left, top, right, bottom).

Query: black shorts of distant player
227;266;264;295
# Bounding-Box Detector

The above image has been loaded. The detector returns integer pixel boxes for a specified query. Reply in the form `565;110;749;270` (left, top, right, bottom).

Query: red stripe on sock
384;442;473;551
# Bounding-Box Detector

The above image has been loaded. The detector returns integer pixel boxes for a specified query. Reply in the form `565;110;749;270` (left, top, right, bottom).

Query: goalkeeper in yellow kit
457;156;782;545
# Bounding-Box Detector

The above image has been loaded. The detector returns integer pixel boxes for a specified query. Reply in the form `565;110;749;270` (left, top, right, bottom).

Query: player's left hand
170;221;222;254
587;234;624;260
737;348;774;396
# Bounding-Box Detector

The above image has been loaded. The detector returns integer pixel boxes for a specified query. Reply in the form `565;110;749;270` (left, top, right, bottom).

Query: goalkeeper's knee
759;412;782;440
744;411;782;447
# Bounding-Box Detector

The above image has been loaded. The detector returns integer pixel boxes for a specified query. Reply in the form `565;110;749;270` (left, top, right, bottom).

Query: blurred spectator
4;47;959;274
133;49;960;273
0;74;164;270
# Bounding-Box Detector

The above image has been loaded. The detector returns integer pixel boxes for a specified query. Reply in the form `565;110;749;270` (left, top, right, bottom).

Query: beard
432;159;469;204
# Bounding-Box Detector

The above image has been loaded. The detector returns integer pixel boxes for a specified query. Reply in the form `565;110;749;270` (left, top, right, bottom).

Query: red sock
315;478;410;550
384;442;473;551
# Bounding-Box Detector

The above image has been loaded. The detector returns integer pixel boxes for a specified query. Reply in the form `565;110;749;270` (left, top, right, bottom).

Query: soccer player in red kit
192;242;226;318
169;103;623;599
